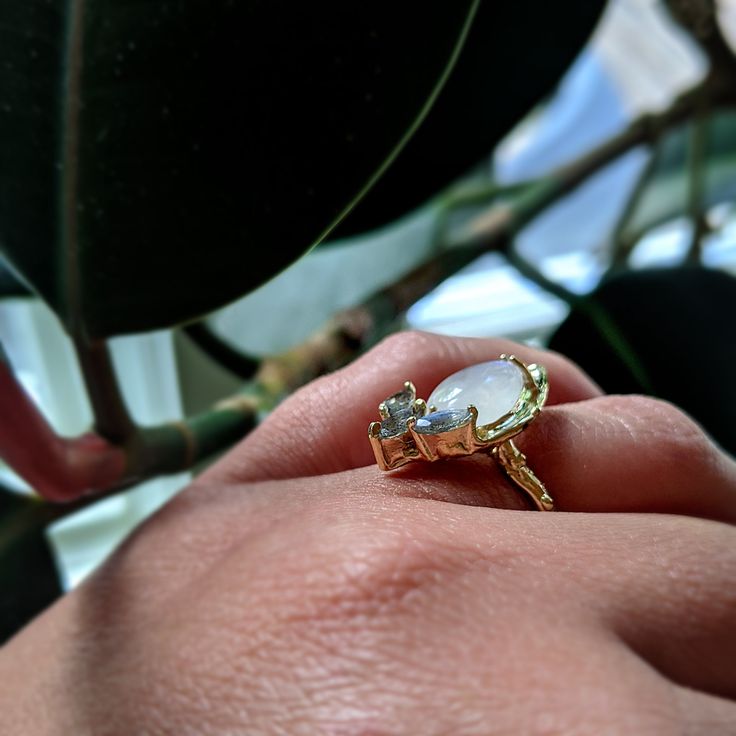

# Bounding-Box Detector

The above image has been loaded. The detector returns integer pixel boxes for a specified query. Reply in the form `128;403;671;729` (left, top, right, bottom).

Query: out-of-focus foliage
0;0;603;340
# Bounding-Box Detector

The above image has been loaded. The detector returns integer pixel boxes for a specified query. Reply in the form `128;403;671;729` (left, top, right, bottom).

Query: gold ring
368;355;554;511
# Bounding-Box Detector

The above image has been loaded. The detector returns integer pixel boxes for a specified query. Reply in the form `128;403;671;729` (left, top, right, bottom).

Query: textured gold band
494;439;554;511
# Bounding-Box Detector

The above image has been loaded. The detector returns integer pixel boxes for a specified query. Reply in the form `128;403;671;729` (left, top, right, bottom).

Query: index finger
200;331;603;484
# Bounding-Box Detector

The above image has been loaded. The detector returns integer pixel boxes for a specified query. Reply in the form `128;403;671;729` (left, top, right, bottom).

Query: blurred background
2;0;736;638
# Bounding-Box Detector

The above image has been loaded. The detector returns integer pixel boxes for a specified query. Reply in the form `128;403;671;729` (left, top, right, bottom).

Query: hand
3;332;735;734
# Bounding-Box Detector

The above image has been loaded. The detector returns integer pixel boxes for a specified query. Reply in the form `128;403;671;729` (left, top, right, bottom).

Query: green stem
73;339;135;443
0;496;62;558
685;110;710;263
606;139;663;276
134;393;260;478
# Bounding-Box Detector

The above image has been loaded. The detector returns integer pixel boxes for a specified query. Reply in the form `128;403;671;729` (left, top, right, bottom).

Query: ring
368;355;554;511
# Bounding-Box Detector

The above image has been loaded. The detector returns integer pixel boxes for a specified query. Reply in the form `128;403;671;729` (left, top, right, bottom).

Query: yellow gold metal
367;354;555;511
407;408;477;461
493;439;554;511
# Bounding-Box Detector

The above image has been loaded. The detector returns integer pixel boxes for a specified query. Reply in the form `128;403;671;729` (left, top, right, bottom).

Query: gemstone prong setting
369;356;550;495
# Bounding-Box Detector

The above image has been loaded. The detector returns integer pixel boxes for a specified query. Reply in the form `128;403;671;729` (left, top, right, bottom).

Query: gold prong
378;401;390;419
506;354;526;371
429;404;437;413
467;403;479;436
506;354;538;393
404;380;416;397
407;415;435;461
527;362;549;406
414;398;428;416
368;422;390;471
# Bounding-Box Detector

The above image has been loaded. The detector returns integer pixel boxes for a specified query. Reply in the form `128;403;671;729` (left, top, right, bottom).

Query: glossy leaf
209;0;608;356
330;0;607;239
0;1;480;338
210;203;441;356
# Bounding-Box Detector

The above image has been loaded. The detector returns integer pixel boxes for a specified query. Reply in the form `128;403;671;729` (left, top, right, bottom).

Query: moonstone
427;360;525;427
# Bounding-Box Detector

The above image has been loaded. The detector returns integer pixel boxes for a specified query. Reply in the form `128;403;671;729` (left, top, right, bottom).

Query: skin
1;331;735;735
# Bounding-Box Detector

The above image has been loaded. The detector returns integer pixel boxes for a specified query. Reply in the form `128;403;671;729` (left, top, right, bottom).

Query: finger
585;513;736;701
138;470;736;700
201;331;603;484
514;394;736;522
672;686;736;736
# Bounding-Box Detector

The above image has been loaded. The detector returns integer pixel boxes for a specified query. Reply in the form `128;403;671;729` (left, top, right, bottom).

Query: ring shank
493;440;555;511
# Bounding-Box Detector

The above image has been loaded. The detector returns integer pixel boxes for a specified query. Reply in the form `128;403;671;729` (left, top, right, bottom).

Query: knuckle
296;502;473;622
373;329;440;362
322;523;441;613
290;493;537;630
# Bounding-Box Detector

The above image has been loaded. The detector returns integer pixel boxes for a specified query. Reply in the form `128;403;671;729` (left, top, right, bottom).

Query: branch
685;109;710;263
0;320;364;505
0;344;126;502
73;339;136;443
664;0;736;78
606;137;665;276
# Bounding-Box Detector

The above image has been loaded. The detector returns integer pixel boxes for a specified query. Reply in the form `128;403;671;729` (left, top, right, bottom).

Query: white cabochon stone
427;359;525;427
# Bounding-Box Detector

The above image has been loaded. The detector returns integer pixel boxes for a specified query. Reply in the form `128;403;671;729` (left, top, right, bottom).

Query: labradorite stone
414;409;472;435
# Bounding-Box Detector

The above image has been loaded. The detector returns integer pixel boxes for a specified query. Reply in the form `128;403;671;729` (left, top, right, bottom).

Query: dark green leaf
330;0;607;239
210;203;442;355
0;1;481;338
0;490;62;643
0;258;31;299
549;267;736;456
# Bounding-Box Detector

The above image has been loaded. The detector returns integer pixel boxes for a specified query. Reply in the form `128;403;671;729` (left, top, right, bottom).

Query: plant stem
685;110;710;263
73;339;135;443
0;341;127;501
606;139;663;275
664;0;736;79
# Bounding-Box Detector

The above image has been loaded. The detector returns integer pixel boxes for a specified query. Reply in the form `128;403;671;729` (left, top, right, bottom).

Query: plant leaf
329;0;607;239
0;0;481;338
549;267;736;456
210;203;441;355
0;491;62;643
